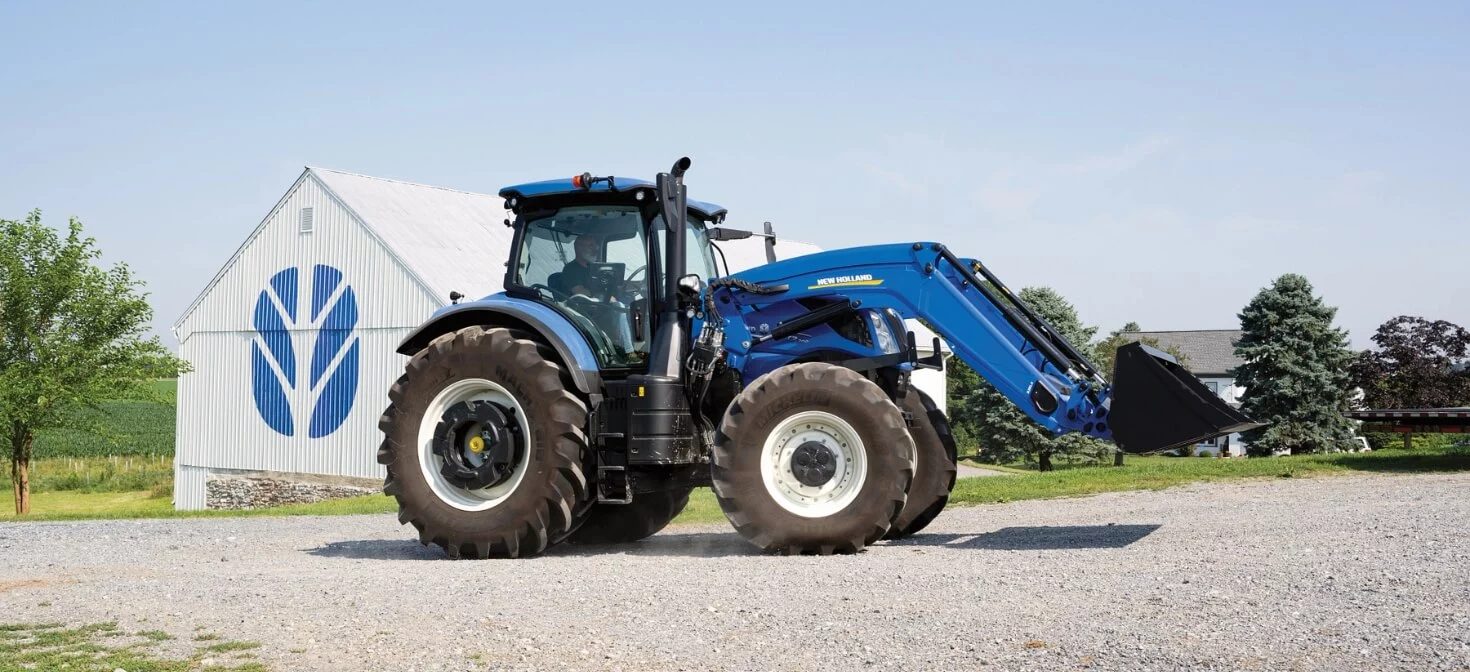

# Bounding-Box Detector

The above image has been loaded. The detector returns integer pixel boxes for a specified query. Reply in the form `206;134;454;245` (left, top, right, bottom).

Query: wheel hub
432;400;524;490
790;441;838;486
761;411;869;519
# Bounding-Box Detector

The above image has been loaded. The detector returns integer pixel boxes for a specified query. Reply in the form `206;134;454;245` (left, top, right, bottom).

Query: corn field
29;381;177;458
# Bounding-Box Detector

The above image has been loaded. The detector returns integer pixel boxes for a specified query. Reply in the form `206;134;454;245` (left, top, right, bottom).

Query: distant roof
497;177;728;220
1130;329;1245;376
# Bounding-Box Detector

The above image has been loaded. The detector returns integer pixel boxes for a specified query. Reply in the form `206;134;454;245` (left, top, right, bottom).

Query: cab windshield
512;205;719;370
514;206;650;368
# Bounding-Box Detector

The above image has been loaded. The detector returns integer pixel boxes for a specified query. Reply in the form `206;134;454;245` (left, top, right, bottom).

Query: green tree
944;357;982;455
953;286;1109;471
0;211;187;513
1233;274;1356;455
1091;322;1192;379
1349;316;1470;409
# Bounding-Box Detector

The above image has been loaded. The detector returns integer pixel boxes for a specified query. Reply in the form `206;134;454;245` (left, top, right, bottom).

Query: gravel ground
2;472;1468;672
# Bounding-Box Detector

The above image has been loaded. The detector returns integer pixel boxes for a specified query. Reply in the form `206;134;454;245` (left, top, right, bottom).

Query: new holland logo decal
808;274;884;290
250;264;360;438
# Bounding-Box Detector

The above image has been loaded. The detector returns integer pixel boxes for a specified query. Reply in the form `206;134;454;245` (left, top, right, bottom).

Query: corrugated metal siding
174;464;208;510
173;174;435;498
176;328;407;479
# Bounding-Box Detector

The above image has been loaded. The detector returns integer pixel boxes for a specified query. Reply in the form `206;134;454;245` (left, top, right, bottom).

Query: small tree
1233;274;1356;455
1349;316;1470;409
954;286;1109;471
0;211;187;514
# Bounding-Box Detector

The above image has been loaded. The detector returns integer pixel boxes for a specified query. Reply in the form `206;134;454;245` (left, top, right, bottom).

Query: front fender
397;294;601;395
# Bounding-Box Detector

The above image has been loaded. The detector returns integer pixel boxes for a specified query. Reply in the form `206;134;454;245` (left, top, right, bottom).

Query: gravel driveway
2;472;1467;671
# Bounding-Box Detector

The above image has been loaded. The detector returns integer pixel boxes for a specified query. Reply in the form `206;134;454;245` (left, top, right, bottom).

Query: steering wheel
620;264;648;297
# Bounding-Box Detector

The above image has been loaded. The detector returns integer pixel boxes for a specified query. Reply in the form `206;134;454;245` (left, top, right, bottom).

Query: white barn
172;168;949;509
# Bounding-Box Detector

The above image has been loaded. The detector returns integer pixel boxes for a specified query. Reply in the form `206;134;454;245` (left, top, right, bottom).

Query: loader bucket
1106;342;1263;453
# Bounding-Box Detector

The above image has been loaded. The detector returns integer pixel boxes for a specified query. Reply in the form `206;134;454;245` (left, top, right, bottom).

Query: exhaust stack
1106;342;1264;454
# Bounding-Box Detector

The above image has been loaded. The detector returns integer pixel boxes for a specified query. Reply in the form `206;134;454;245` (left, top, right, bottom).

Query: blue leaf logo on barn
250;265;360;438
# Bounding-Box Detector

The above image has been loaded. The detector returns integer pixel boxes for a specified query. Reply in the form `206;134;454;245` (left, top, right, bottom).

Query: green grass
0;490;398;522
0;621;265;671
668;447;1470;525
671;486;728;525
945;447;1470;506
201;640;261;653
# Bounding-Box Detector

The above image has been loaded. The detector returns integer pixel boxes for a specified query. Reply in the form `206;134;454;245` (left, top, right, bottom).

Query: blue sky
2;1;1467;350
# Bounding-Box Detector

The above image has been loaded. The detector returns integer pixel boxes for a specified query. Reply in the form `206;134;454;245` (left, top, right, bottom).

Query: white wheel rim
417;378;533;512
761;411;868;518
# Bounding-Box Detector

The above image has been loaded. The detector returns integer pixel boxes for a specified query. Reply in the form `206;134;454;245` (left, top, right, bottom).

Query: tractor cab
499;175;723;372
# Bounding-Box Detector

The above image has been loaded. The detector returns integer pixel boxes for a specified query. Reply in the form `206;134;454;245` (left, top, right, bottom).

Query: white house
172;167;947;509
1131;329;1249;456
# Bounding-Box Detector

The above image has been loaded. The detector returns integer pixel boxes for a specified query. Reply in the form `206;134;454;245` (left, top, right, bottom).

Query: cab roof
497;177;728;220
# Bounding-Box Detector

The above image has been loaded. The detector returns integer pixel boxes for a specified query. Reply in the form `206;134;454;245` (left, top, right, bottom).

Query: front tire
377;326;590;559
712;363;914;555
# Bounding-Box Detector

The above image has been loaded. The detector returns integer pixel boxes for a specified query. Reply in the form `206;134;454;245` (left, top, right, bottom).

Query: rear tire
884;389;958;539
712;363;913;555
566;487;693;545
377;326;590;559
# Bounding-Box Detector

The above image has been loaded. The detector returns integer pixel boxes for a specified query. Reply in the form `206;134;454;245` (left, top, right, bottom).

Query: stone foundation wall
205;476;378;510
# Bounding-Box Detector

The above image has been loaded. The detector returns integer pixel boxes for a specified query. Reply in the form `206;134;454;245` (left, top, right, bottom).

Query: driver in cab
557;234;601;297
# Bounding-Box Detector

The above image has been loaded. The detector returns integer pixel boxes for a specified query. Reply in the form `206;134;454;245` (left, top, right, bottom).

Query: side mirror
677;274;704;298
707;227;754;242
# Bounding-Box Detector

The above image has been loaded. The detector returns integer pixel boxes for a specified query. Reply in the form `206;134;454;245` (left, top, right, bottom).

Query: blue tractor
378;158;1259;558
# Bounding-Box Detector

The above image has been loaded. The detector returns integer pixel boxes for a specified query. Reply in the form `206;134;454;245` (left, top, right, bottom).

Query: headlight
867;310;900;354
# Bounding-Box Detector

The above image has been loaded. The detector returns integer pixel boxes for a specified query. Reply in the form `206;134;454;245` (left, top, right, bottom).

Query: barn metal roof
310;167;514;305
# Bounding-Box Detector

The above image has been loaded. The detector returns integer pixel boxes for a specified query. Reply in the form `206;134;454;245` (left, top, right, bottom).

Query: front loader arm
705;242;1259;453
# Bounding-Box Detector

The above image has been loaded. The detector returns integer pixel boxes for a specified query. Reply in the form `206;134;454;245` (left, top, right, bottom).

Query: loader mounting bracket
837;331;944;373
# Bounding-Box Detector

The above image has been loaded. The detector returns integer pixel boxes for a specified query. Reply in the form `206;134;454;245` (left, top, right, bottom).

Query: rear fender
397;294;601;395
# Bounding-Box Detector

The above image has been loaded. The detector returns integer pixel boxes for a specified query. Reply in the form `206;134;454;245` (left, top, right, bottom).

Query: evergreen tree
1233;274;1356;455
944;357;982;455
953;286;1109;470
